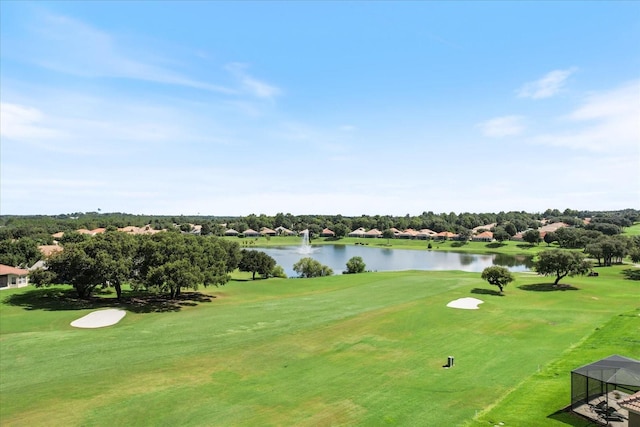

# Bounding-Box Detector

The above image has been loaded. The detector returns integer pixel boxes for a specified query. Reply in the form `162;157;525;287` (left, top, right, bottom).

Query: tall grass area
1;266;638;426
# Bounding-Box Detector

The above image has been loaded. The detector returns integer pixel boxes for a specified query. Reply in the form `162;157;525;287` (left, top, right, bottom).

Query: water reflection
492;253;534;268
254;245;532;278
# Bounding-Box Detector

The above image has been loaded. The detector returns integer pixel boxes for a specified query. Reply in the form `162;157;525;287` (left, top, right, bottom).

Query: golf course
1;262;638;426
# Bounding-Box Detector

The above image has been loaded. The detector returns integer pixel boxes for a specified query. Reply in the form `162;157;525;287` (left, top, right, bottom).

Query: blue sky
1;1;639;216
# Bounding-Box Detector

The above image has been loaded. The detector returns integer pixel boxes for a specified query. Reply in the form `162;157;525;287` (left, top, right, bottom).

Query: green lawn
1;266;638;426
623;222;640;236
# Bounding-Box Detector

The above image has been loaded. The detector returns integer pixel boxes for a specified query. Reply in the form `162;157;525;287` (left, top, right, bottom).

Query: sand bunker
447;297;484;310
71;309;126;328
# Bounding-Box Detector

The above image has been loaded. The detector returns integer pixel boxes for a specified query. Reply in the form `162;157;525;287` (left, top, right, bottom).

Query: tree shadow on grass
485;242;506;249
470;288;504;297
516;244;536;250
518;283;579;292
622;268;640;281
3;288;215;313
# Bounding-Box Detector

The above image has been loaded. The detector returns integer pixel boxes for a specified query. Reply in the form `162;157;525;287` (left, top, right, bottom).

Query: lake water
253;244;532;277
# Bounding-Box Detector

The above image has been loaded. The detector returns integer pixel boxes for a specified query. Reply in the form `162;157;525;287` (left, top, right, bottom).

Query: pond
252;244;533;278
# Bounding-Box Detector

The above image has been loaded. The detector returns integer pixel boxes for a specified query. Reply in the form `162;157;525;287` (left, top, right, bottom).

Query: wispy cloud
531;80;640;151
15;12;233;93
226;63;282;99
0;87;238;157
477;115;525;137
0;103;63;141
517;68;577;99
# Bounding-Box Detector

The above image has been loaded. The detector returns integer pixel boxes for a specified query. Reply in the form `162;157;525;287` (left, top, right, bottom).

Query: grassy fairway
623;223;640;236
1;267;638;426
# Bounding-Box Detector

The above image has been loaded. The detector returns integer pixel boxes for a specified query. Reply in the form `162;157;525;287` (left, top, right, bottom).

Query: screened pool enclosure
571;355;640;425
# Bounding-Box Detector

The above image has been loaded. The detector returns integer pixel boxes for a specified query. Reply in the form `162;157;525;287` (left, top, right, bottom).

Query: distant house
0;264;29;289
224;229;239;236
243;229;260;237
140;225;162;235
52;231;65;239
364;228;382;238
473;223;496;233
38;244;63;258
118;226;140;234
275;226;296;236
91;228;106;235
472;231;494;242
260;227;277;236
417;229;437;240
435;231;458;241
397;229;418;239
540;222;569;233
188;225;202;235
511;232;524;241
348;227;366;238
320;228;335;237
389;227;402;235
29;260;46;271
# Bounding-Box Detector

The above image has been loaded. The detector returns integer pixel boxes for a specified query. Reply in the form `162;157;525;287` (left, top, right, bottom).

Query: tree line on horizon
1;208;639;272
1;208;638;242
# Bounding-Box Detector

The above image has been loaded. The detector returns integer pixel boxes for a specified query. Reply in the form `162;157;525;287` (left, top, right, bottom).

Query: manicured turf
1;266;638;426
623;223;640;236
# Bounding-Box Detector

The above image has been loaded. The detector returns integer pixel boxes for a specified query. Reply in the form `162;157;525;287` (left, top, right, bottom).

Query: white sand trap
447;297;484;310
71;309;126;328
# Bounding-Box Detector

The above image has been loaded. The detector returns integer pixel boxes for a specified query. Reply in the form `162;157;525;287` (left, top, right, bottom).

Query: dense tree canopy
345;256;366;274
584;236;629;266
31;231;239;299
522;229;542;246
493;227;511;243
293;257;333;278
1;209;637;244
0;238;40;268
135;233;233;298
238;249;277;280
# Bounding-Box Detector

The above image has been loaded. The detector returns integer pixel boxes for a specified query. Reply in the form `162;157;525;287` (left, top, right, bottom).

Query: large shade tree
480;266;514;293
238;249;277;280
135;233;234;298
31;231;139;299
293;257;333;278
534;249;591;286
522;229;542;246
585;236;628;266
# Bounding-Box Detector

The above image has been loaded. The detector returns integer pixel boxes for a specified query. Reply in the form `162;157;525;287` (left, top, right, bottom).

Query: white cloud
0;87;239;157
517;68;577;99
17;12;233;93
0;102;63;140
477;115;525;137
226;63;281;99
531;80;640;151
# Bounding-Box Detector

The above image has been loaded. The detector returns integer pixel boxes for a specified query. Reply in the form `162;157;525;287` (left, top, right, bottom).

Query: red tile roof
619;391;640;414
0;264;29;276
38;244;63;257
